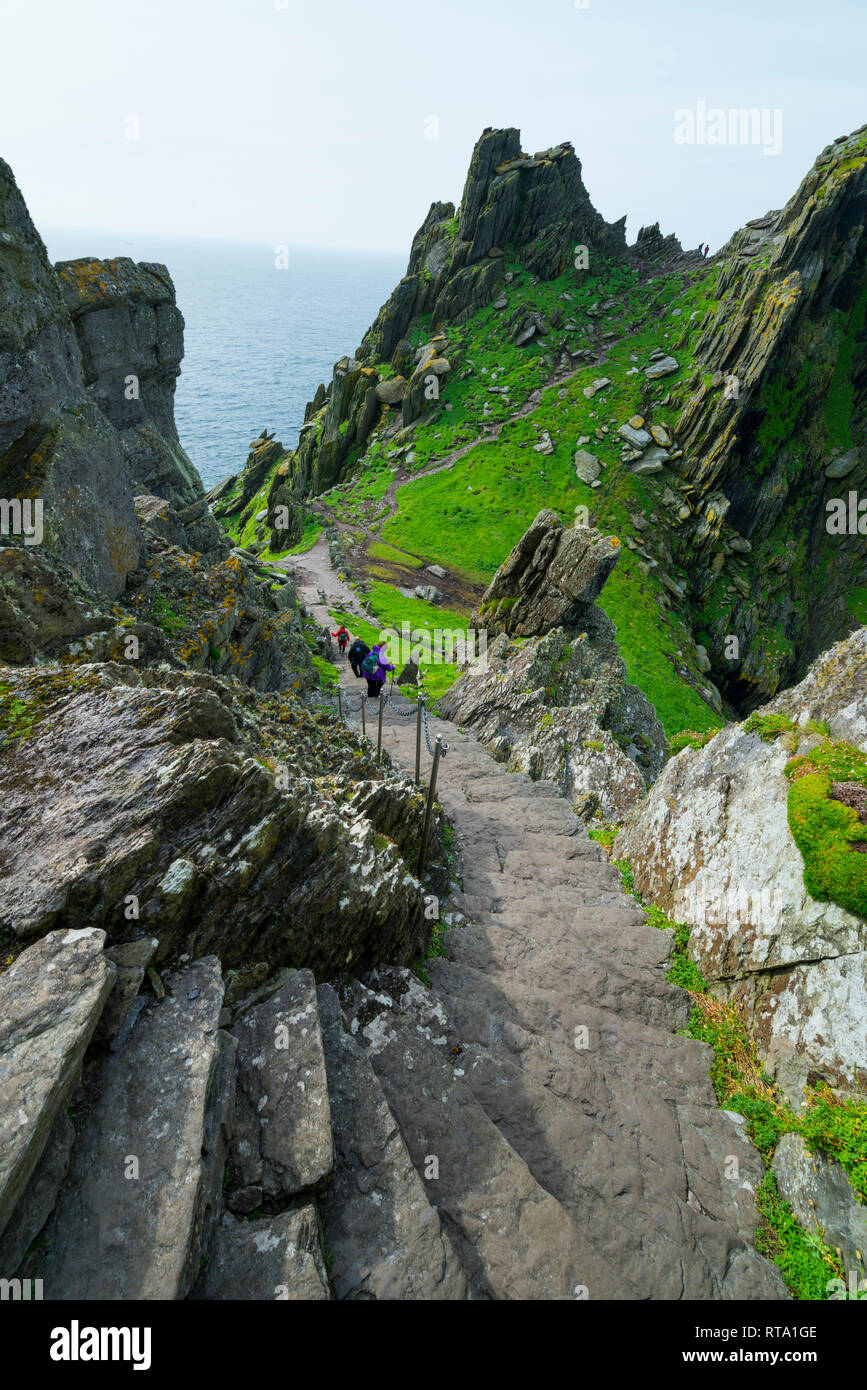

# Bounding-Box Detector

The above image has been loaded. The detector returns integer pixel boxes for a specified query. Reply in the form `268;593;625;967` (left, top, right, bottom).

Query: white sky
2;0;865;255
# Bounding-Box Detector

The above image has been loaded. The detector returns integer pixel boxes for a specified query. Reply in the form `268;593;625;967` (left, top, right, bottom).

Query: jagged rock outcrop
440;511;667;816
670;125;867;706
55;256;203;507
267;127;630;505
476;507;622;636
0;662;432;977
0;160;142;597
615;627;867;1103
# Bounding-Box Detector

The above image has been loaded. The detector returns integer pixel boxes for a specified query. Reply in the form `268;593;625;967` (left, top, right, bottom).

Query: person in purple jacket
361;643;395;698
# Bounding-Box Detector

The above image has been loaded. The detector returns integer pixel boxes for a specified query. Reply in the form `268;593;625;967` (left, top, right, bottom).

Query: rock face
0;929;115;1242
771;1132;866;1277
55;257;202;507
0;663;431;978
615;627;867;1102
440;511;667;816
670;125;867;706
0;162;142;597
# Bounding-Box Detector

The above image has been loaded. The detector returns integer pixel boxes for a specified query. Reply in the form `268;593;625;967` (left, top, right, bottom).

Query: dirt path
286;538;787;1301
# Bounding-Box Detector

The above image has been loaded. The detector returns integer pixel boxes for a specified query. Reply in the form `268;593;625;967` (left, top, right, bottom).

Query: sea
42;230;406;491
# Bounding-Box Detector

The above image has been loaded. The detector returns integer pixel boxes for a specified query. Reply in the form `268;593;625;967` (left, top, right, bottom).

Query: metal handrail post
416;735;443;876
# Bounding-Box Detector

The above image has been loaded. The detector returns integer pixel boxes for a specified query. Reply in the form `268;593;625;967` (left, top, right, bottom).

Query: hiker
348;636;370;677
331;625;350;656
703;243;710;258
361;642;395;698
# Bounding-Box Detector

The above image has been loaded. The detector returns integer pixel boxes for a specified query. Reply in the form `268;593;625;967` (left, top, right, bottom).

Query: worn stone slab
773;1132;867;1277
0;927;115;1241
33;958;235;1300
228;969;333;1205
317;984;467;1301
195;1204;330;1301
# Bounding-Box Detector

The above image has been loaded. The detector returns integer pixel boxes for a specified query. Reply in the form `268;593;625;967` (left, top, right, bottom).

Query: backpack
361;650;380;677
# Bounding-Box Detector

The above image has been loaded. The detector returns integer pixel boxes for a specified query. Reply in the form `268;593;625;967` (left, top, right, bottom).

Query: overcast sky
2;0;864;256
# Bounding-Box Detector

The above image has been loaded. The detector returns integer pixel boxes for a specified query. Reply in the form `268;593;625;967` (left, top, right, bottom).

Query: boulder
414;584;442;603
574;449;600;484
0;928;115;1242
478;508;621;637
375;376;406;405
615;627;867;1101
645;355;679;379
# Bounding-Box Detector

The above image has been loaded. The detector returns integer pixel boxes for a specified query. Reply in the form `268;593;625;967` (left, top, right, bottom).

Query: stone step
445;917;687;1033
369;967;786;1300
0;928;115;1247
227;969;333;1213
316;984;467;1301
194;1204;331;1301
33;958;236;1300
344;981;630;1300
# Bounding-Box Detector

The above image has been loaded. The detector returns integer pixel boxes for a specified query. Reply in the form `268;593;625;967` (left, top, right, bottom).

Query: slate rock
195;1205;330;1301
0;928;115;1241
229;970;333;1202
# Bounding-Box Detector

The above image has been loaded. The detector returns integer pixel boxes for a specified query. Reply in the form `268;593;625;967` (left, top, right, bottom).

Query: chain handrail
336;685;447;762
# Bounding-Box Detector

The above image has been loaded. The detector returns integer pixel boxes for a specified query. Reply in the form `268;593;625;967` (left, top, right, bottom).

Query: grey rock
195;1205;331;1301
0;928;115;1241
573;449;600;484
317;984;467;1300
229;970;333;1202
825;447;859;479
618;423;652;449
645;355;679;379
33;959;236;1300
477;508;621;637
427;563;447;578
0;1109;75;1274
772;1132;866;1275
414;584;443;603
97;936;159;1044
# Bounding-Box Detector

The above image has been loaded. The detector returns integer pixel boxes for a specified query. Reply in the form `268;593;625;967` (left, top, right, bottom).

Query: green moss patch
785;739;867;918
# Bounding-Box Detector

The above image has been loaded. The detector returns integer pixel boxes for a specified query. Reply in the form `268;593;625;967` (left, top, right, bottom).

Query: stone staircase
0;590;790;1299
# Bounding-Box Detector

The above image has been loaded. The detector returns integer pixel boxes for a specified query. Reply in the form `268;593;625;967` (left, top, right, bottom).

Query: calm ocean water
43;230;405;490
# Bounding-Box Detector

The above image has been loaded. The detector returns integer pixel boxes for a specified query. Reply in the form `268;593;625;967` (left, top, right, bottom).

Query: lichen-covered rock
477;509;622;637
440;624;667;819
55;256;203;507
32;958;235;1300
228;970;333;1204
194;1206;331;1301
615;627;867;1101
440;509;666;815
0;662;430;977
0;160;142;597
671;125;867;706
771;1132;867;1276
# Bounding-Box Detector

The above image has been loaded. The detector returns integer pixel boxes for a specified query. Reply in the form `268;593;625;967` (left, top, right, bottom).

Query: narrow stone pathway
289;537;787;1300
